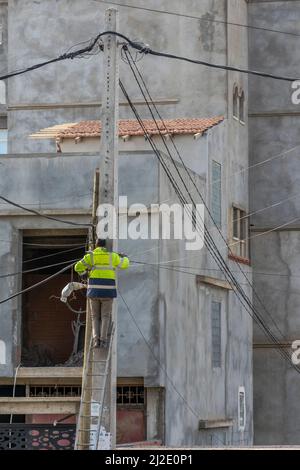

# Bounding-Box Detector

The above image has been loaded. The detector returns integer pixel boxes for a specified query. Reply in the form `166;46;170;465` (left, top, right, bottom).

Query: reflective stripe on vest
91;265;113;271
117;257;125;268
81;259;91;269
87;285;116;290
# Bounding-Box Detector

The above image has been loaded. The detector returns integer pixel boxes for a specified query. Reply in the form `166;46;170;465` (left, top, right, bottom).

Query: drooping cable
119;77;298;370
0;262;75;306
123;47;290;345
0;195;92;227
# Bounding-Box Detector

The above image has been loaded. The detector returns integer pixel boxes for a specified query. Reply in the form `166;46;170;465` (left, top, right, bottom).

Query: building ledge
0;208;91;217
196;275;232;290
18;367;82;379
198;419;234;430
0;397;80;415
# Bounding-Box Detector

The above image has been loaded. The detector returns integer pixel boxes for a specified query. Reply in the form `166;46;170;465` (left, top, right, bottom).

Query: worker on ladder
75;239;130;349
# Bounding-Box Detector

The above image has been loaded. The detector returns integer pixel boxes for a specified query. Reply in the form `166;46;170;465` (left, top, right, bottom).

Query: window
116;383;146;445
117;386;145;405
231;205;249;260
0;129;7;154
233;85;246;124
211;301;221;368
238;386;246;431
239;91;245;123
233;85;239;118
0;80;5;105
211;161;222;228
0;340;5;365
29;385;81;397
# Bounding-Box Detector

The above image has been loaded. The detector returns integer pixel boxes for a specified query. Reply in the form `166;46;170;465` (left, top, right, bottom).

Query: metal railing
0;423;76;450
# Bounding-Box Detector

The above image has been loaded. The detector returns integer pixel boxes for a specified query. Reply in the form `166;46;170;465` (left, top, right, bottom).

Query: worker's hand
118;253;127;258
78;271;88;278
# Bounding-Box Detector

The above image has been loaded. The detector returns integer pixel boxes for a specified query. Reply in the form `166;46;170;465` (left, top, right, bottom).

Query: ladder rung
87;373;106;377
89;360;107;363
77;429;97;432
81;401;103;405
85;387;104;391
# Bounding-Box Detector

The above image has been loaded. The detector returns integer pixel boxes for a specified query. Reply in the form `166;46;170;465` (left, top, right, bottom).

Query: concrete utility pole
77;169;99;450
97;8;119;449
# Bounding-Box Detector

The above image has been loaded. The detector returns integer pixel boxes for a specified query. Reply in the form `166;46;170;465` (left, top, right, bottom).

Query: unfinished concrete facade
249;0;300;445
0;0;252;447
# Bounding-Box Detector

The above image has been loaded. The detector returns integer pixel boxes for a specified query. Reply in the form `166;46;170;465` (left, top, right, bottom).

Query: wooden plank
198;419;234;430
0;397;80;415
196;275;233;290
18;367;83;379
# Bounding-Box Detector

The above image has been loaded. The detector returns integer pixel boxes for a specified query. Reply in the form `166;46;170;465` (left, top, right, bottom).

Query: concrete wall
249;0;300;444
7;0;228;153
0;114;253;445
0;151;160;381
0;0;254;446
159;118;253;446
0;1;8;120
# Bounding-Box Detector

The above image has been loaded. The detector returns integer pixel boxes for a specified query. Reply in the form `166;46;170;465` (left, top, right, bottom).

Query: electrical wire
119;291;200;420
0;33;104;82
0;195;92;227
0;192;92;207
0;262;75;306
120;72;297;369
131;261;300;299
0;257;80;280
0;240;86;246
23;244;86;265
124;48;300;263
131;259;300;280
0;31;297;84
92;0;300;39
9;363;21;426
118;32;299;82
22;242;87;247
134;84;294;361
229;215;300;250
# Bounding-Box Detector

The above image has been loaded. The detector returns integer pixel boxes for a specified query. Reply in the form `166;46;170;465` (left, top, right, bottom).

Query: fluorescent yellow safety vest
74;247;129;298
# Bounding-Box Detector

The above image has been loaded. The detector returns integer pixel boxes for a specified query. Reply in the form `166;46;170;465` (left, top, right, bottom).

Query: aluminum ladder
74;324;115;450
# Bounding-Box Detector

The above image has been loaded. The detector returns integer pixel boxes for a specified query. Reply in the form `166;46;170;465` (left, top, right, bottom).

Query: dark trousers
88;298;113;341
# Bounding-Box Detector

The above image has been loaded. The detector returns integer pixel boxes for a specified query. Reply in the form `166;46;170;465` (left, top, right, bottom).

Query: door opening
21;234;87;367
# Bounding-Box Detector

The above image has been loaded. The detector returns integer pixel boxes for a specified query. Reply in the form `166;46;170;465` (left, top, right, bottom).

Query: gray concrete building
249;0;300;445
0;0;253;448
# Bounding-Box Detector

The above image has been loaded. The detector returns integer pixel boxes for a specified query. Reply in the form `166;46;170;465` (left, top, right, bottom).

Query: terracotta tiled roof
57;117;224;138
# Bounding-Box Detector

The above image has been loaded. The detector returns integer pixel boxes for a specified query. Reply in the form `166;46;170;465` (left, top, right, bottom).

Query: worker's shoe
92;337;101;349
99;339;109;349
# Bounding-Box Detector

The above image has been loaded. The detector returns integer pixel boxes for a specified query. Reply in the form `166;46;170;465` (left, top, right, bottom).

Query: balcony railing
0;423;75;450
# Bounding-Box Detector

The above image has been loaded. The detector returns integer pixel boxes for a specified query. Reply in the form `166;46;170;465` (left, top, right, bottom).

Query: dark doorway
21;234;87;366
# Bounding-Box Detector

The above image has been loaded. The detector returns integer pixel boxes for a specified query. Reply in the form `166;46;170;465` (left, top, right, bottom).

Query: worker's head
96;239;107;248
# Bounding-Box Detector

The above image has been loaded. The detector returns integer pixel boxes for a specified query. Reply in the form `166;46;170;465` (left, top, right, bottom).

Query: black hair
96;239;107;248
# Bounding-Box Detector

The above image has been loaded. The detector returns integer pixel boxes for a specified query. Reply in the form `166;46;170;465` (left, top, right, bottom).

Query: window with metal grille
0;129;7;154
117;386;144;405
29;385;81;398
211;161;222;228
239;91;245;123
233;85;239;119
231;205;249;259
238;386;246;431
211;301;221;368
